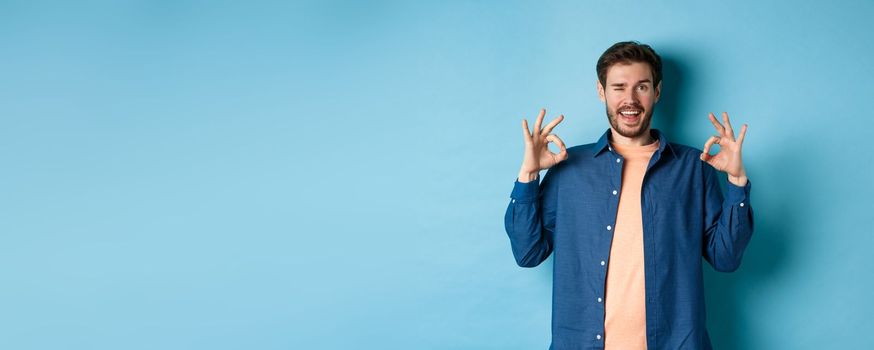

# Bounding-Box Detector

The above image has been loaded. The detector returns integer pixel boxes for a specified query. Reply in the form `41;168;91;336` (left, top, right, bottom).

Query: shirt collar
593;128;676;158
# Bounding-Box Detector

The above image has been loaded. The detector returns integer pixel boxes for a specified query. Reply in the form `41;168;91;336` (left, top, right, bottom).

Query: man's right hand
518;108;568;183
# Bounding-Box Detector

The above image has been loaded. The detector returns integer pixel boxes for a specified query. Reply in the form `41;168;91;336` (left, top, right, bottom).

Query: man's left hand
700;112;748;187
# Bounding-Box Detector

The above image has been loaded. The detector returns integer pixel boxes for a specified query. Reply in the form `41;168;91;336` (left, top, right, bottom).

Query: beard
605;103;654;139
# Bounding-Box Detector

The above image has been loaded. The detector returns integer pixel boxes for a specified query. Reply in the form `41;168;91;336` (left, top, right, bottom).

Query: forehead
605;61;654;83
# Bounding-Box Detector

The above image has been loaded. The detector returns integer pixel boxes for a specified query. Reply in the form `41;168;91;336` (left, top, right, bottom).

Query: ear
597;80;606;102
654;81;662;103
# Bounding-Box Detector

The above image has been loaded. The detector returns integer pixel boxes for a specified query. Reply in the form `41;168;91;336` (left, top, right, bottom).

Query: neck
610;128;655;146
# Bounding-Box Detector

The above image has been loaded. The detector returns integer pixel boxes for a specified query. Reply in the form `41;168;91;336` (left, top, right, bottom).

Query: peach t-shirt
604;140;659;349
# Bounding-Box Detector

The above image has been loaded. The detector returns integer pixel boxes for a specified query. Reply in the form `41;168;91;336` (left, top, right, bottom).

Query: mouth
618;108;643;123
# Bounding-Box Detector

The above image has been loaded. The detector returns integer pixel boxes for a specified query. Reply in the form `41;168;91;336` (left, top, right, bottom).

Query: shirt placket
641;150;662;348
596;146;624;347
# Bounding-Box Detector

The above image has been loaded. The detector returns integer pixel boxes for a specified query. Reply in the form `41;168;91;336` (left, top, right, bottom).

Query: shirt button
511;199;515;203
607;225;612;231
596;334;602;340
616;158;621;163
612;190;618;195
740;202;745;207
597;297;603;303
600;260;606;266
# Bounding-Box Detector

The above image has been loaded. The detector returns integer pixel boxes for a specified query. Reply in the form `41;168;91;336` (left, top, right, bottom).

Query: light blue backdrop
2;1;873;349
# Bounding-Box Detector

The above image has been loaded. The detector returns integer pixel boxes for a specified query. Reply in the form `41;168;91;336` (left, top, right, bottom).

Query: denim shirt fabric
504;129;754;350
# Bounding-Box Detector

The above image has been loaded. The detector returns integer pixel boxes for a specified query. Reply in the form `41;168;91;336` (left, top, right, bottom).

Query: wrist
728;174;748;187
517;170;539;183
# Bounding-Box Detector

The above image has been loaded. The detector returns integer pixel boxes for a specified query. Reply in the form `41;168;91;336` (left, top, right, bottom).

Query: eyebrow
609;79;653;87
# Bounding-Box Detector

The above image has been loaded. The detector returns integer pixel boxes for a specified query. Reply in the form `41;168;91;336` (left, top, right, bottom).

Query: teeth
620;111;640;115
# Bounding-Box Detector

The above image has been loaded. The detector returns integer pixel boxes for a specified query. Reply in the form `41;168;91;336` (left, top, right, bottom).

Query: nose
625;88;640;103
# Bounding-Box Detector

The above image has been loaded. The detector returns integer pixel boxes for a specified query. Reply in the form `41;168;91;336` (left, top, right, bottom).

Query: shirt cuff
726;179;751;207
510;176;540;203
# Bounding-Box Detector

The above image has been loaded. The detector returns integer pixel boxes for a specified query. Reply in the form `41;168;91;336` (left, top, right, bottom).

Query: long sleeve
701;164;755;272
503;166;560;268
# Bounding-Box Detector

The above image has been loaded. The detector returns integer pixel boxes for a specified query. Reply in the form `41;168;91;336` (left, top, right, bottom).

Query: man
504;41;753;349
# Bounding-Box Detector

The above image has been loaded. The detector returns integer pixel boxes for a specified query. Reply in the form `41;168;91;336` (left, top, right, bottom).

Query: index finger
701;135;720;161
546;134;568;162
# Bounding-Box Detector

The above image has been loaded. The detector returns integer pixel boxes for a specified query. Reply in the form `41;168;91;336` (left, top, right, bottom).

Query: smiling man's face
597;61;661;140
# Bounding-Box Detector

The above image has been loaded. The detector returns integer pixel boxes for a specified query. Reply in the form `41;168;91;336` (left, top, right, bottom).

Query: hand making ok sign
518;108;568;183
700;112;749;186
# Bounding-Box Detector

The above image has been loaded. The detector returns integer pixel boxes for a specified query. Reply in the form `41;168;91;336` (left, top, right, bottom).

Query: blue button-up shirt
504;129;754;350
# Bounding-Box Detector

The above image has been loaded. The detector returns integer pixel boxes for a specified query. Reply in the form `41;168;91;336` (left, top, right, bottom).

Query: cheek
638;92;657;105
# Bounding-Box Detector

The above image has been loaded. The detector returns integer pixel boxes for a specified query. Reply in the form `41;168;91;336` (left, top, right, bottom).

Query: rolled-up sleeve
504;167;560;268
702;164;755;272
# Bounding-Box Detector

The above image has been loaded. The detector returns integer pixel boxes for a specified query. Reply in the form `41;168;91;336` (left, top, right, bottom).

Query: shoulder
545;142;600;177
567;142;600;159
666;142;719;176
667;142;703;162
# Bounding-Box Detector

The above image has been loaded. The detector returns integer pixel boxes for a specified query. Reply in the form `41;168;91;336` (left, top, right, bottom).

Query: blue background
2;1;873;349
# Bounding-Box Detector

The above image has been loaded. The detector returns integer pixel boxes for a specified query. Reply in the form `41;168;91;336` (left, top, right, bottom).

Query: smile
619;109;642;122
